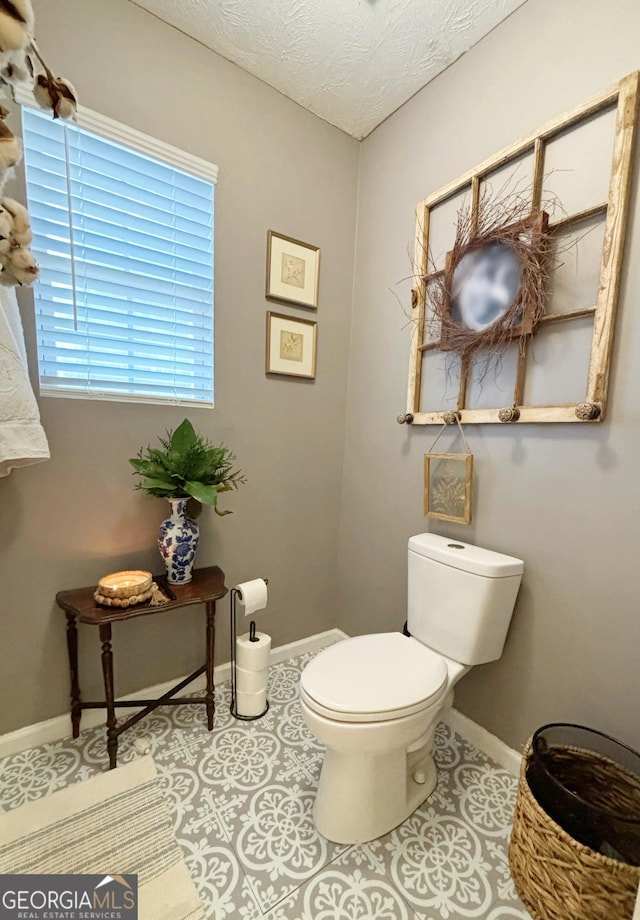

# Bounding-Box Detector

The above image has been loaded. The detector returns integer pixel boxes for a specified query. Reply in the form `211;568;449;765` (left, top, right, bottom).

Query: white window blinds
22;106;216;405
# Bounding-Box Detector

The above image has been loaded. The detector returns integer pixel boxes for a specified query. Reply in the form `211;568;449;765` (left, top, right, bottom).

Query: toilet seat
300;633;448;723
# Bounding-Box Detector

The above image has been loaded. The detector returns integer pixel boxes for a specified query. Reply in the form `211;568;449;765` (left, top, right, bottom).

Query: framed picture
266;311;317;379
266;230;320;309
424;453;473;524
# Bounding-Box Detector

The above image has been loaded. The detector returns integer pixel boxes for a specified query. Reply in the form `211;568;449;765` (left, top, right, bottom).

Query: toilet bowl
300;534;524;845
300;631;469;844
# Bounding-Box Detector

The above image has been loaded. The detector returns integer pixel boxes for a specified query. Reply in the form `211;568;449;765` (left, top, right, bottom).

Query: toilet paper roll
236;631;271;672
236;687;267;718
236;665;268;695
235;579;268;617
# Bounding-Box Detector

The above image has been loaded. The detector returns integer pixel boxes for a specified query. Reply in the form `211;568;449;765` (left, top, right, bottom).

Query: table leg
66;612;82;738
205;601;215;731
99;623;118;769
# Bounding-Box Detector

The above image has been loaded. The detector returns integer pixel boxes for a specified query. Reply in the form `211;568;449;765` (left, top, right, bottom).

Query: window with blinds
22;106;216;405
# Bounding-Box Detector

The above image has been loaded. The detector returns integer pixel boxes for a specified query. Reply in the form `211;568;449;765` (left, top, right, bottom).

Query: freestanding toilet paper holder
230;579;269;721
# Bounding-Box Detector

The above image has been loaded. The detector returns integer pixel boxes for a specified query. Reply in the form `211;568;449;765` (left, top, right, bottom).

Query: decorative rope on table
94;583;169;608
509;739;640;920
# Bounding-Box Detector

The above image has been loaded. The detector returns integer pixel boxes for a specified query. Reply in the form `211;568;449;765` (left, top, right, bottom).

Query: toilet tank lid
408;533;524;578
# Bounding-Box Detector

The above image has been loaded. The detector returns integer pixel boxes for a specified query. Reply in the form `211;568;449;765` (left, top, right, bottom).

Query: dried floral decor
423;416;473;524
402;72;639;426
424;453;473;525
0;0;77;287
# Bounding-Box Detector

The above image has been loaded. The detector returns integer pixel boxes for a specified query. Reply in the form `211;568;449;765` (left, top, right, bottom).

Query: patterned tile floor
0;649;531;919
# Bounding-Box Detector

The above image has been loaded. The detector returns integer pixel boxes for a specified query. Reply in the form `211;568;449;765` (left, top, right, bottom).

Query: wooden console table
56;566;227;769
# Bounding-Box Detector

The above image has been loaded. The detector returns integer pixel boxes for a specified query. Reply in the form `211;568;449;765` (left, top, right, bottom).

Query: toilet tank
407;533;524;665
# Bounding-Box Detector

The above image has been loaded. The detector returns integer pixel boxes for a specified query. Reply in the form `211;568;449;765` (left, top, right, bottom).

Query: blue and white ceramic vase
157;497;200;585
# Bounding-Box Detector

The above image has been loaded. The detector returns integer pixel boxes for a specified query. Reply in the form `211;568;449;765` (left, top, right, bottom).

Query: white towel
0;285;49;477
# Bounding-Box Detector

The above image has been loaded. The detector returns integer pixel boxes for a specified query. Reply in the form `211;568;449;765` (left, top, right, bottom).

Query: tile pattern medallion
0;649;532;919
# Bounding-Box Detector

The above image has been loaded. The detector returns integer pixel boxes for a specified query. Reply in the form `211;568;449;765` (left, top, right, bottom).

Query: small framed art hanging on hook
424;416;473;524
424;453;473;524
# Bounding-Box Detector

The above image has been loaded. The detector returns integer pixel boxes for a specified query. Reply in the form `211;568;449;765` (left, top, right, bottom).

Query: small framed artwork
266;311;317;379
266;230;320;309
424;453;473;524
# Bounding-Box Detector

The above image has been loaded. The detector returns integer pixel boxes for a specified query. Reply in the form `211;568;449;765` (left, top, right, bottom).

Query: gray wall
339;0;640;752
0;0;359;734
3;0;640;754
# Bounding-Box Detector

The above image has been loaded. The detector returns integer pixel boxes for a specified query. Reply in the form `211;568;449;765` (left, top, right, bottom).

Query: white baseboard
0;626;522;774
444;707;521;775
0;628;349;760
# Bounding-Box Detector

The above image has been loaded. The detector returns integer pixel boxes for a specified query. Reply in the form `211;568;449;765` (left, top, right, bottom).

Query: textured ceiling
131;0;526;139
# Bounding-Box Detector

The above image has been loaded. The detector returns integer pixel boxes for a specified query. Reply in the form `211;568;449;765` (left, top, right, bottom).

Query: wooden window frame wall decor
401;72;640;427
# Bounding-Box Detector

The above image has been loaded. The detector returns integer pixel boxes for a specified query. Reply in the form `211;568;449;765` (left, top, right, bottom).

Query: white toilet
300;533;524;844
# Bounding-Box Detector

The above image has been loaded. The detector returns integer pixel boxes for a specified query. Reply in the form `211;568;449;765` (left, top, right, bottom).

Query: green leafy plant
129;419;245;515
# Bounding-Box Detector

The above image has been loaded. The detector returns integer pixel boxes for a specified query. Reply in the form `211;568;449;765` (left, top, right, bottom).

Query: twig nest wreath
430;202;549;359
0;0;77;286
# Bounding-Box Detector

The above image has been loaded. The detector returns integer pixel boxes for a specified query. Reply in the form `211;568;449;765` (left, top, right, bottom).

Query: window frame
20;98;218;408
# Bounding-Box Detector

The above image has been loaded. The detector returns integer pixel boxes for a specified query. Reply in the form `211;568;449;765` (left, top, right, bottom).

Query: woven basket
509;739;640;920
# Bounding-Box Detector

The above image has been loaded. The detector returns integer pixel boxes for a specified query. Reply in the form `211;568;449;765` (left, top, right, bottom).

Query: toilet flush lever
414;769;427;785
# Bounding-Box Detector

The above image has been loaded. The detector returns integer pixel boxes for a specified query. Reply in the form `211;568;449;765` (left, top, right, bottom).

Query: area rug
0;755;205;920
